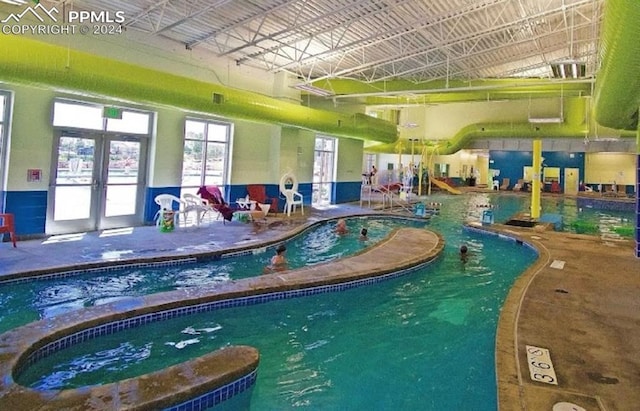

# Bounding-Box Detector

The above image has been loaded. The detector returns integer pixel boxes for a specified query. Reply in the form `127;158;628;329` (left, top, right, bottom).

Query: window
182;118;232;192
52;99;152;134
312;136;336;205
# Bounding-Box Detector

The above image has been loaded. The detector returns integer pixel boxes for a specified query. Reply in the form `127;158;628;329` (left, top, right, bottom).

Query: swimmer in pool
335;219;348;235
264;244;288;273
460;245;469;263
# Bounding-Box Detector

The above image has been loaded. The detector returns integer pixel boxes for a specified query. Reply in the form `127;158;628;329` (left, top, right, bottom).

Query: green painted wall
152;108;184;187
336;138;366;183
231;121;282;184
5;84;54;191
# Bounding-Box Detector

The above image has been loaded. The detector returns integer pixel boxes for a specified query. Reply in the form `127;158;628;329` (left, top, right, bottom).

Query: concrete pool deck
0;203;639;410
489;223;640;411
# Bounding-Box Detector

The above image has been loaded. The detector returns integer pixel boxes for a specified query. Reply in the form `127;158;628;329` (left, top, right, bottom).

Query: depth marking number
526;345;558;385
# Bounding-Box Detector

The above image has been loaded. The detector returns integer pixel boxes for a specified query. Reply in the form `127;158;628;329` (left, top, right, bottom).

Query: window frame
52;98;154;136
181;117;233;193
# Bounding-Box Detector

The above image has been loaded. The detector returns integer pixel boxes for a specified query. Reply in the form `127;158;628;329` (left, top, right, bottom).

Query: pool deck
1;203;639;410
489;223;640;411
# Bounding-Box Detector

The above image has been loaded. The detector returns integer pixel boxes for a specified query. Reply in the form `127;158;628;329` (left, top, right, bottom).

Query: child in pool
359;228;368;241
264;244;288;273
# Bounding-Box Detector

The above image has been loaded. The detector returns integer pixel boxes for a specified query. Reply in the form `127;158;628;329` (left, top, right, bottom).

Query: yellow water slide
431;179;462;195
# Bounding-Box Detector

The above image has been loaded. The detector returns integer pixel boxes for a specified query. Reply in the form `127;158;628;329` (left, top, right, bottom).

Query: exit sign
103;106;123;119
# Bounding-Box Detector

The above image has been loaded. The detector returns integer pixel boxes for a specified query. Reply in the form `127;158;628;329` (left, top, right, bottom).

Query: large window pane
54;186;91;220
185;120;205;140
204;142;226;185
106;111;151;135
55;137;95;185
206;123;228;142
182;119;231;190
107;141;139;184
105;185;137;217
182;140;204;187
53;102;103;130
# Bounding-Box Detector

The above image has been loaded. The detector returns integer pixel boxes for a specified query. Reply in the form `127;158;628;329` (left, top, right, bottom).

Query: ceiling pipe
593;0;640;131
0;36;397;144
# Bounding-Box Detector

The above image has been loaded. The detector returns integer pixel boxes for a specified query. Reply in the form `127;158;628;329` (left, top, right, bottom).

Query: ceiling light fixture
292;84;333;97
550;62;586;79
528;117;563;124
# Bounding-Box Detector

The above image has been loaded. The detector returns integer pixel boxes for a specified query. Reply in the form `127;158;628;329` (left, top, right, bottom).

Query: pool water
461;193;635;239
7;193;632;409
13;193;540;411
17;235;534;411
0;217;426;334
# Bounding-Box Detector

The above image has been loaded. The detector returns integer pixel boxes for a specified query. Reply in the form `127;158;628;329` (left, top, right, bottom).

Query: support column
531;140;542;219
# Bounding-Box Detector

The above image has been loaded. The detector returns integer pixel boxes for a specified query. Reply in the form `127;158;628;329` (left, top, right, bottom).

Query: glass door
101;136;146;229
312;137;336;206
47;133;147;234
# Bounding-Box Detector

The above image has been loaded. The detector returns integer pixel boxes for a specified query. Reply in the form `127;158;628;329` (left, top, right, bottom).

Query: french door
47;131;147;234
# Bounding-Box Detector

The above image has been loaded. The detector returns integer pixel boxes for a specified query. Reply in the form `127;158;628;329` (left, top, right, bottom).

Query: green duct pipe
593;0;640;131
367;97;596;154
0;36;397;143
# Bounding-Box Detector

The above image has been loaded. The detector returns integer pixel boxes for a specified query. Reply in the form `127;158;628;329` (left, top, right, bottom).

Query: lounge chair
197;186;235;222
247;184;278;213
500;178;510;190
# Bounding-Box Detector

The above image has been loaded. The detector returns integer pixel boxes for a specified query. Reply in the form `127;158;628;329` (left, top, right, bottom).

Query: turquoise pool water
462;193;635;239
12;193;541;410
10;192;631;409
0;217;426;335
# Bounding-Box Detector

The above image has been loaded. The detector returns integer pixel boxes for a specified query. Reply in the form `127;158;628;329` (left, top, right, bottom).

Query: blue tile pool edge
4;227;443;411
14;259;439;410
0;213;426;285
164;369;258;411
19;257;437;371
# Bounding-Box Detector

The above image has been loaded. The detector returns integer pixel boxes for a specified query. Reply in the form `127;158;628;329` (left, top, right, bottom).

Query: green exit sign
103;106;123;119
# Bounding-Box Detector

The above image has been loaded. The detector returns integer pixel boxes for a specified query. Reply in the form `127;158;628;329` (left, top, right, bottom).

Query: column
531;139;542;219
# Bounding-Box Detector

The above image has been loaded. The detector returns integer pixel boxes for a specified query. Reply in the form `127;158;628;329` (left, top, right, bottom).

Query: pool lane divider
0;227;444;411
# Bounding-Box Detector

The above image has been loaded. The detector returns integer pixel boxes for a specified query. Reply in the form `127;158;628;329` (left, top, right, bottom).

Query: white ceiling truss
69;0;604;88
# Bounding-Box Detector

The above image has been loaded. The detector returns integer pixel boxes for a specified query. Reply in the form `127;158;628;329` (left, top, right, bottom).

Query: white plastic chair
280;171;304;216
182;193;214;226
154;194;185;227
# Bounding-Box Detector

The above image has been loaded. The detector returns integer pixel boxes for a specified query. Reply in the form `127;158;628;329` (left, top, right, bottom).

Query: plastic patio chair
279;171;304;217
182;193;215;226
154;194;185;228
0;213;17;247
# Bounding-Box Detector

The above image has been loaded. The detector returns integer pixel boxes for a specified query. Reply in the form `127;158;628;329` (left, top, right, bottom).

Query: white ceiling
71;0;604;89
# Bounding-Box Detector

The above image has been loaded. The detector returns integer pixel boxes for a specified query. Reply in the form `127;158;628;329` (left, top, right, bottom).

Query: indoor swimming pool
0;217;427;334
3;192;633;410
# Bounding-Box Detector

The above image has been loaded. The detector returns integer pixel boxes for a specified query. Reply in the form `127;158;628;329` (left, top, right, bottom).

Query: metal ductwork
593;0;640;131
367;97;594;154
0;36;397;144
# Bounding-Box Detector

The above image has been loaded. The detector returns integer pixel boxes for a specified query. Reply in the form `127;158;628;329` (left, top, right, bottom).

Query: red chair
247;185;278;213
0;213;17;247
